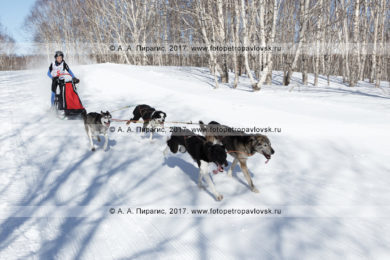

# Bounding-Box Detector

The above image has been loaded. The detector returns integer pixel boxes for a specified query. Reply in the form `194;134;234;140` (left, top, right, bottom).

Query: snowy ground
1;64;390;259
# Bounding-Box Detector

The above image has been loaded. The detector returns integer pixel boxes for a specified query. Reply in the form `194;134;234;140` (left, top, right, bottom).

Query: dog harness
138;106;155;118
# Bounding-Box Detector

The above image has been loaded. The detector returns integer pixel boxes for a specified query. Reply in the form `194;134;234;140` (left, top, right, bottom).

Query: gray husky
199;121;275;193
82;111;112;151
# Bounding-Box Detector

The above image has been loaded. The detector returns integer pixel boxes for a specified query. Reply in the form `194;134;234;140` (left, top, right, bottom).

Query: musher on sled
47;51;85;118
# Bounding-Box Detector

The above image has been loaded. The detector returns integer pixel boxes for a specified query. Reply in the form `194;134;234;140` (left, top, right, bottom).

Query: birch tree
283;0;311;86
349;0;361;87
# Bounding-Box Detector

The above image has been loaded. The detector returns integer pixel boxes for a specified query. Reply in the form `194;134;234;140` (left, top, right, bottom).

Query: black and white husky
164;127;228;201
82;110;112;151
127;104;166;140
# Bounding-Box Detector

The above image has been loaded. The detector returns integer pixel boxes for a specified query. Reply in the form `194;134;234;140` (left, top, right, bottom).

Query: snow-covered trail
1;64;390;259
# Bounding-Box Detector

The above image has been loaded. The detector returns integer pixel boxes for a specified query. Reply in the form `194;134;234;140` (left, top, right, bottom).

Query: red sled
64;81;85;113
56;73;85;118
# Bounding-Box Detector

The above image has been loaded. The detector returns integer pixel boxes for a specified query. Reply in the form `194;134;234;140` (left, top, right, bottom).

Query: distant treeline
1;0;389;89
0;55;38;71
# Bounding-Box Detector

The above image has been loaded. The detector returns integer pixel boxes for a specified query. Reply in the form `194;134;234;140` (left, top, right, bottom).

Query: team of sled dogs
82;104;275;201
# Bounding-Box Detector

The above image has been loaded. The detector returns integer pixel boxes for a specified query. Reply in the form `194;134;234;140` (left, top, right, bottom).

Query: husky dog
82;110;112;151
199;121;275;193
164;127;228;201
127;104;166;140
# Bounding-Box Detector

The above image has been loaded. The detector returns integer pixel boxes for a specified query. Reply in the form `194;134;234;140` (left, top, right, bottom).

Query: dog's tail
199;120;207;132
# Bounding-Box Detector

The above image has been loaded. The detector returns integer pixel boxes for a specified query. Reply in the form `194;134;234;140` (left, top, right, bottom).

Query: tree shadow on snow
163;156;218;201
0;111;147;259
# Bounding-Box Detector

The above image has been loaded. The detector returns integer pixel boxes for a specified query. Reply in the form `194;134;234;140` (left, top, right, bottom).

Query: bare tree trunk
232;0;240;88
349;0;360;87
301;55;308;85
239;0;259;90
314;0;323;86
257;0;278;88
370;1;379;84
217;0;229;83
341;0;350;84
358;0;369;81
197;0;220;88
376;0;386;88
301;0;308;86
284;0;310;86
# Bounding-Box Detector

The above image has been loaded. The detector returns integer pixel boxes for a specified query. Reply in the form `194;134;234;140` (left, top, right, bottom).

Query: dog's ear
101;110;104;114
106;110;109;114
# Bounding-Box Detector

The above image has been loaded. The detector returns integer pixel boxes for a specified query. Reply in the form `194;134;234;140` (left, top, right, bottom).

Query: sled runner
54;73;85;119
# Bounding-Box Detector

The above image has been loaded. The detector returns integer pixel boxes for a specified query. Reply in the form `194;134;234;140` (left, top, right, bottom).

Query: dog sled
53;73;85;119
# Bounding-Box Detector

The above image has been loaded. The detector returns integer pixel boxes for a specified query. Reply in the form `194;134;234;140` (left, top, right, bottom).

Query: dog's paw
216;194;223;201
251;187;259;193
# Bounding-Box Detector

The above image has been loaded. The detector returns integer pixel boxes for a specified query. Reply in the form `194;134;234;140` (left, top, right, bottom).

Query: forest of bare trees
0;22;19;70
1;0;389;89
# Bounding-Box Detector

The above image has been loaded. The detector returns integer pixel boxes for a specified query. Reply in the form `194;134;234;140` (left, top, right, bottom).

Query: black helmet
54;51;64;58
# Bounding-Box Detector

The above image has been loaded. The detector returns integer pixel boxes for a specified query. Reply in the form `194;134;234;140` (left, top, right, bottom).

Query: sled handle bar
56;73;77;84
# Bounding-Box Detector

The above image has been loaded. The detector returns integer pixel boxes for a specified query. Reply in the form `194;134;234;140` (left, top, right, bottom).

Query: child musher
47;51;79;107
